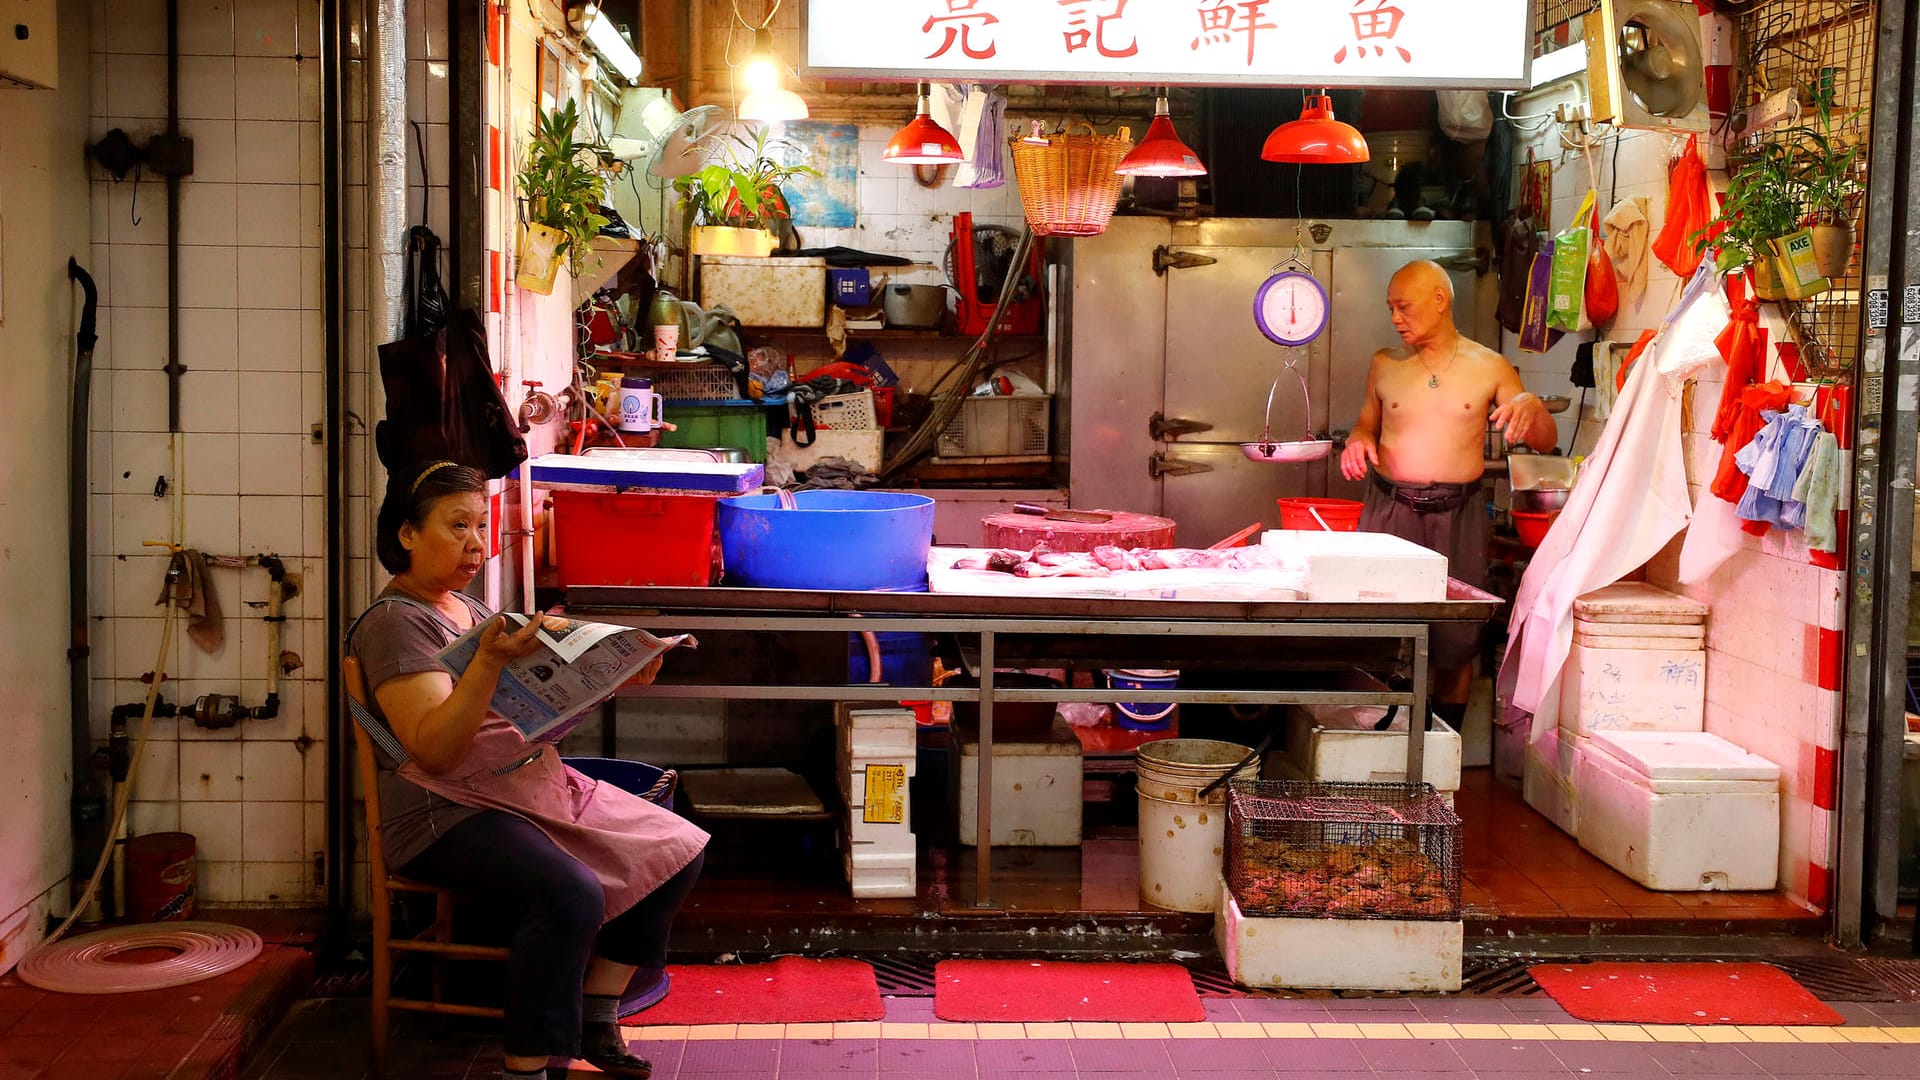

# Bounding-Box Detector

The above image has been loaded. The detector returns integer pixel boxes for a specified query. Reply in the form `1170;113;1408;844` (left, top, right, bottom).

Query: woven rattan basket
1007;121;1132;238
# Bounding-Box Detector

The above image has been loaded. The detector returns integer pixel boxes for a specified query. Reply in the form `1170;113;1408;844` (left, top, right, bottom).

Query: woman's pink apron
354;595;708;920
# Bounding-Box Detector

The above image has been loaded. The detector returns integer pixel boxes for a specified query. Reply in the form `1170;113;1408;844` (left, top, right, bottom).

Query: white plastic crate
937;395;1051;459
650;363;741;402
814;390;878;430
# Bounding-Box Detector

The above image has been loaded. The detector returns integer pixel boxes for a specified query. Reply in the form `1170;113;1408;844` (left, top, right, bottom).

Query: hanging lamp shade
885;83;964;165
1261;93;1370;164
1116;94;1206;177
740;86;809;123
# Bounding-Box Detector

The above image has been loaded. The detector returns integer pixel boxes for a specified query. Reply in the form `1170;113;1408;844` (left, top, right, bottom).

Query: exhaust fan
1585;0;1710;132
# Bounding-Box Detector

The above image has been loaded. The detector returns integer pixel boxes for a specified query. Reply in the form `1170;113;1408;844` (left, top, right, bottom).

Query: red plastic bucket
1276;498;1362;531
551;490;719;587
126;831;196;922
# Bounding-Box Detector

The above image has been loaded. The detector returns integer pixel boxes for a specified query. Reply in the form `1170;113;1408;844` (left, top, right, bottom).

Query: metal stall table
567;584;1502;908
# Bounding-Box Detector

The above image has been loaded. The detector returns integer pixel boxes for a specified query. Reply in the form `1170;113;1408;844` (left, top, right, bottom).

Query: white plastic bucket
1135;738;1259;912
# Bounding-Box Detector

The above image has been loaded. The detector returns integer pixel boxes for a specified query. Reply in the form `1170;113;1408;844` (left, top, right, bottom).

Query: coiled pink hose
16;921;262;994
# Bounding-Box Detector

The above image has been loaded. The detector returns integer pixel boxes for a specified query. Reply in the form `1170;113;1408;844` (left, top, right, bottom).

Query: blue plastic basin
716;490;935;591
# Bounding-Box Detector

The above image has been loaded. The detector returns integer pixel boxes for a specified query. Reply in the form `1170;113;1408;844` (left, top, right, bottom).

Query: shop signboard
803;0;1531;89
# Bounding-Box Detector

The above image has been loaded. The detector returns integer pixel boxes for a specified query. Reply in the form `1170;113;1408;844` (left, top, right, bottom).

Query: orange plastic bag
1584;201;1620;325
1651;134;1710;277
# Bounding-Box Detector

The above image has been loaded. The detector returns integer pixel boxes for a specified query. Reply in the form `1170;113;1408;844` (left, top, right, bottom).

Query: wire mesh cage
1225;779;1462;921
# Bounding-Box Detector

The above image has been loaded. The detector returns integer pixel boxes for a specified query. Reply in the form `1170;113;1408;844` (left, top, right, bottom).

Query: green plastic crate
657;401;769;463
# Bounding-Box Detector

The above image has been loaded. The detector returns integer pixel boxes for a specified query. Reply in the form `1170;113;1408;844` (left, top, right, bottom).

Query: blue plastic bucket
716;490;935;591
848;631;935;686
1105;669;1180;731
564;757;676;808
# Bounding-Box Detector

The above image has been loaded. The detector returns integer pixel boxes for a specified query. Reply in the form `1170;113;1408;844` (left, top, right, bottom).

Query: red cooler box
551;490;720;587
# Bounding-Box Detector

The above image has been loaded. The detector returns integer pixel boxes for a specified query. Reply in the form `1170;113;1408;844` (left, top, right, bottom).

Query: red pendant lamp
885;82;964;165
1261;90;1370;164
1116;90;1206;177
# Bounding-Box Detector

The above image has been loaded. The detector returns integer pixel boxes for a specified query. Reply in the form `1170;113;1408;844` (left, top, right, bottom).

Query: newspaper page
437;614;695;741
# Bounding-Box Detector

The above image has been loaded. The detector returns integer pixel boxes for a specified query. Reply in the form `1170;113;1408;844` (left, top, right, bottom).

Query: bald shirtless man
1340;259;1556;727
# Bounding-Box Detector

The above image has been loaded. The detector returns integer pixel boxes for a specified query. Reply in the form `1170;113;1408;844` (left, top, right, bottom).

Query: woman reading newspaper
347;460;706;1080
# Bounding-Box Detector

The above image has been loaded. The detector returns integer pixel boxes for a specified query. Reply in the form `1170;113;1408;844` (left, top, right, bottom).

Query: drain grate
1768;955;1901;1002
867;955;938;996
1459;956;1546;997
1187;963;1242;997
1855;957;1920;1002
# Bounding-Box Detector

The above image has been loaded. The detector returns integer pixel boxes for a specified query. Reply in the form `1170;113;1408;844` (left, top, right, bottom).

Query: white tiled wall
88;0;330;906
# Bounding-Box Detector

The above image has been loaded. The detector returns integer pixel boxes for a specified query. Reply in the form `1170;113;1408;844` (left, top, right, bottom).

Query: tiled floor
236;991;1920;1080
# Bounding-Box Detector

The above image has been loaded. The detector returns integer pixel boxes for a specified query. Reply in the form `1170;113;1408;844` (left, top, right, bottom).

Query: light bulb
743;28;780;94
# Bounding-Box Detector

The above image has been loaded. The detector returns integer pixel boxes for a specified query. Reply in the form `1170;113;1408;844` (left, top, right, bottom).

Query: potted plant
674;127;819;258
1791;103;1863;279
515;100;610;295
1699;140;1801;301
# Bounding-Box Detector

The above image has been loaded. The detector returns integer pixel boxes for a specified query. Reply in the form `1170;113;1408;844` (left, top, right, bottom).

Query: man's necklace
1420;339;1461;389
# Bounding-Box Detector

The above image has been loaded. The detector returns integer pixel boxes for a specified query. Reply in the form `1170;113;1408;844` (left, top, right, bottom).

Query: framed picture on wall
538;37;564;114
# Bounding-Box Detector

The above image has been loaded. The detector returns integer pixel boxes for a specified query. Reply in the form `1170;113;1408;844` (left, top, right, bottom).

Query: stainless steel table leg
1407;624;1429;784
974;631;996;908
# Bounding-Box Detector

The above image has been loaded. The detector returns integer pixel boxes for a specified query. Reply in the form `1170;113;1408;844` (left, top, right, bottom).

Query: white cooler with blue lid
1574;730;1780;891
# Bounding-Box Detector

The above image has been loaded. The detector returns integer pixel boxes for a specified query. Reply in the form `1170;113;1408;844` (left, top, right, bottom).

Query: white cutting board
926;549;1308;601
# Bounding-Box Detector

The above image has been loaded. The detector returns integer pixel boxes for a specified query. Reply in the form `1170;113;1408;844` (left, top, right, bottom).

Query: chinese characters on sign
1060;0;1138;58
1334;0;1412;64
1191;0;1275;67
925;0;998;60
808;0;1532;89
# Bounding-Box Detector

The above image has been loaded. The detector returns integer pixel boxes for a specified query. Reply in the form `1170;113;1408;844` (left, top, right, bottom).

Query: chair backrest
344;657;393;887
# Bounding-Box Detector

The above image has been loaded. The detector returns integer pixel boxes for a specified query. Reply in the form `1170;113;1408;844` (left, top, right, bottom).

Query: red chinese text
1059;0;1139;59
1335;0;1412;64
1189;0;1275;67
924;0;999;61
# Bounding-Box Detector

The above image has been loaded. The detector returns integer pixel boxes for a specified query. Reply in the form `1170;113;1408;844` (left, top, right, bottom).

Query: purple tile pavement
674;1038;782;1074
1164;1037;1274;1072
1644;1043;1772;1075
1202;999;1245;1022
881;997;938;1022
1323;998;1428;1016
1228;998;1335;1022
1360;1038;1471;1072
1261;1038;1373;1072
1070;1039;1173;1073
1546;1038;1666;1075
1832;1044;1920;1072
1866;1003;1920;1025
876;1039;976;1073
1413;1000;1522;1023
1736;1043;1868;1075
777;1038;881;1073
1450;1040;1570;1073
972;1039;1075;1073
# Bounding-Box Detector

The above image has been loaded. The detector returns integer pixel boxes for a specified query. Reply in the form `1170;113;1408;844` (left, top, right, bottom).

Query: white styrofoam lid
1589;731;1780;782
1261;530;1446;560
1573;582;1709;618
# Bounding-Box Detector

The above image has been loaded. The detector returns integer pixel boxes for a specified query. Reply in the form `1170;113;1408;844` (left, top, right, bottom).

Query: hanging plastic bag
1495;207;1540;334
1584;200;1620;326
1436;90;1493;143
1547;191;1595;333
1651;134;1711;277
1519;241;1560;353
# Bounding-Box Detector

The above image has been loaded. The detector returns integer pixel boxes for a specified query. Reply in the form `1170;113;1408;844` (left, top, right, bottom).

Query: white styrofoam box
845;848;916;899
839;707;917;762
1493;713;1527;787
955;716;1082;847
770;428;884;474
837;707;917;853
1573;582;1709;624
1572;630;1707;651
1557;645;1706;739
1575;731;1781;891
1216;878;1462;992
1573;617;1706;639
1523;728;1584;839
1260;529;1448;601
1282;705;1461;791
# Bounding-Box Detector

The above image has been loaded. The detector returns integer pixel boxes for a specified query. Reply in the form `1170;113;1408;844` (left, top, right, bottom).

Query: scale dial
1254;270;1330;347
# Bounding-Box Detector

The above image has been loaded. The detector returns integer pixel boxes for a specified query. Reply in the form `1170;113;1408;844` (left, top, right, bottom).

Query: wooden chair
345;657;508;1075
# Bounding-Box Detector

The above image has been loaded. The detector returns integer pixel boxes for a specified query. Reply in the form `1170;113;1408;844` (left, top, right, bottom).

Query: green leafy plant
1791;102;1863;224
1696;140;1801;272
673;126;820;232
517;100;610;274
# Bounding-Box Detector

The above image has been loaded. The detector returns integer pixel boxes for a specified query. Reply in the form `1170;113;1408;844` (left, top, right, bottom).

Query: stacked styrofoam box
1214;876;1463;992
1575;731;1781;890
836;706;918;898
1526;583;1710;839
1261;530;1449;601
955;716;1083;847
1281;704;1462;801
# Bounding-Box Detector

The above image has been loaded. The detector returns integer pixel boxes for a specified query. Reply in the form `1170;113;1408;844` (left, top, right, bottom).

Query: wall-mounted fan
1585;0;1710;132
607;103;724;189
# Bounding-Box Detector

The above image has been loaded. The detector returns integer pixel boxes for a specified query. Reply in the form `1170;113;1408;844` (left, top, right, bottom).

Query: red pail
126;832;196;922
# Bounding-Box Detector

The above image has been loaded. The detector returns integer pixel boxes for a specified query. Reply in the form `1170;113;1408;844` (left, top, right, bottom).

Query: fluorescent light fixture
570;3;643;85
1529;40;1588;89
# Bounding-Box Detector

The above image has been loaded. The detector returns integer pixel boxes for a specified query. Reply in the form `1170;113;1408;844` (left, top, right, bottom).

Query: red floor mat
1529;962;1847;1026
933;959;1206;1023
624;957;884;1025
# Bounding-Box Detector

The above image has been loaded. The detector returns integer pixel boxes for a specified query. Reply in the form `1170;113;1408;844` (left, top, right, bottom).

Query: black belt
1372;472;1482;514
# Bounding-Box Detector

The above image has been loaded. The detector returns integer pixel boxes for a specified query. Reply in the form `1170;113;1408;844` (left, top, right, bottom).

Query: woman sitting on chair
347;459;707;1080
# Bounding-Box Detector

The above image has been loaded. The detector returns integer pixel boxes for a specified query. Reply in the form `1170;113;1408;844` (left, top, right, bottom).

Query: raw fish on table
953;544;1282;577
